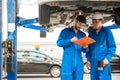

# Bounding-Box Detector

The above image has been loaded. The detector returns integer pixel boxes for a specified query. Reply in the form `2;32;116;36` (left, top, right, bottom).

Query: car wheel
39;4;50;24
50;66;60;78
84;63;90;74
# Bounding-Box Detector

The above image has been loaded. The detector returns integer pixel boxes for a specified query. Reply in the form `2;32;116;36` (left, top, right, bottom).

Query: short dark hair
76;15;86;24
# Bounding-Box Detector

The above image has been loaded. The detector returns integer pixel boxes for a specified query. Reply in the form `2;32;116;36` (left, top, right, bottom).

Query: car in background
111;54;120;73
3;50;61;78
83;54;120;73
3;50;120;78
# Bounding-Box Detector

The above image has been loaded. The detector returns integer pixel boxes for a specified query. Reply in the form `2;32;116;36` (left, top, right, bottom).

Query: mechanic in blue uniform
86;12;116;80
57;15;88;80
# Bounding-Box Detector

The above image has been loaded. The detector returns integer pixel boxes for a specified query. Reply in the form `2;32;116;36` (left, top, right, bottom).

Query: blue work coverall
86;27;116;80
57;27;87;80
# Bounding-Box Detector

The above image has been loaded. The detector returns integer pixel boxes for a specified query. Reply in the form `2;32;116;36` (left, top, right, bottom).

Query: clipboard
75;36;96;46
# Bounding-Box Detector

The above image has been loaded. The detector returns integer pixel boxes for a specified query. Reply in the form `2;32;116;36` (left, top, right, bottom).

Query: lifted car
38;0;120;28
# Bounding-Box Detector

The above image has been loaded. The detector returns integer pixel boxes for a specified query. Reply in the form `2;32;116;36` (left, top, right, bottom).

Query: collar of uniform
94;26;104;32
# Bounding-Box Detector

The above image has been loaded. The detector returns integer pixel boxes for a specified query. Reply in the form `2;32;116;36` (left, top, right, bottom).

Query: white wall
17;26;65;59
17;42;63;59
17;26;64;43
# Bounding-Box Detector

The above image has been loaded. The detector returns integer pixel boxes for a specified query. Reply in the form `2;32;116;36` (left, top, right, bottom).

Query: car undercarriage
38;0;120;29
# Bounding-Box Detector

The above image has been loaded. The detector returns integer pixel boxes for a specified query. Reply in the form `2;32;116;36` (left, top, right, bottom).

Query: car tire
39;4;50;25
50;66;60;78
114;7;120;25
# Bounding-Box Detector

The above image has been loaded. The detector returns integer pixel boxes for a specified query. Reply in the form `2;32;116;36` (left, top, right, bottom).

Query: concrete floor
3;73;120;80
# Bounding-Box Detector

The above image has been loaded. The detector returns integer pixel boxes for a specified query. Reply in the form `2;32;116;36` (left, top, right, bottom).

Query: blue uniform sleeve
106;30;116;61
82;47;89;53
86;46;91;61
57;29;71;47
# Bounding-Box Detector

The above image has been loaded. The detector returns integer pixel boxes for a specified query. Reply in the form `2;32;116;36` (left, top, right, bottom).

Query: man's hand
86;61;91;70
71;37;78;42
102;58;109;67
82;43;88;49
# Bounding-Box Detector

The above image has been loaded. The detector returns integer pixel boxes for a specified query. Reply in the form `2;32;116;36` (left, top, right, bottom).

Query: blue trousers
90;61;112;80
61;53;84;80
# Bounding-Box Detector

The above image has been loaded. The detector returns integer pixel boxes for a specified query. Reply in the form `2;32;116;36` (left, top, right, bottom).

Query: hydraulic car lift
0;0;46;80
0;0;120;80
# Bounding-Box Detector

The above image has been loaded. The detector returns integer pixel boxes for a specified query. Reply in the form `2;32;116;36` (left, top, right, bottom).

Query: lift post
7;0;17;80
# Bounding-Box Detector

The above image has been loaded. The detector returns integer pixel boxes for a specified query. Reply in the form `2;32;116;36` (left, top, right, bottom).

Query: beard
74;24;79;30
75;26;81;31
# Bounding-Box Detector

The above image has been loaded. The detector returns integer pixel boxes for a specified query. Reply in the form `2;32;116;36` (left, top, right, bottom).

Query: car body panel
111;55;120;73
3;50;61;77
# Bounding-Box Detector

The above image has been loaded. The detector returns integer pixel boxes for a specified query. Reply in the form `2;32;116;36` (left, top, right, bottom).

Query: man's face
92;19;103;29
75;21;85;30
